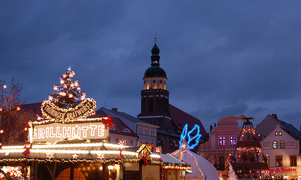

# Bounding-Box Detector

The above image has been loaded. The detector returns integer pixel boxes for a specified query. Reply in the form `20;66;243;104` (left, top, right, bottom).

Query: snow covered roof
171;148;220;180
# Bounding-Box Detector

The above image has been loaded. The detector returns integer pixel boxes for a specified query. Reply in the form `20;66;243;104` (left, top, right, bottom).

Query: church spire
151;38;160;66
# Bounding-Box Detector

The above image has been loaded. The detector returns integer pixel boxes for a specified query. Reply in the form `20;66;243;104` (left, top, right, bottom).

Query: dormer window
123;128;131;133
111;127;116;131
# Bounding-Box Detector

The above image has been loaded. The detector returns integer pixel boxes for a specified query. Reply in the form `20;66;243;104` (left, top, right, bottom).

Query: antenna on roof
104;102;106;108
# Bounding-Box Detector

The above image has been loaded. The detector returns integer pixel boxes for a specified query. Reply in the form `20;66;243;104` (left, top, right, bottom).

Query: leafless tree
0;77;26;145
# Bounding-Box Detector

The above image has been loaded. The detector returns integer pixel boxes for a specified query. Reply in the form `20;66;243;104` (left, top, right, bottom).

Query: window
219;136;226;146
123;128;131;133
130;140;133;146
230;136;236;145
160;80;162;83
280;141;285;149
275;156;283;167
56;168;86;180
115;138;119;143
272;141;278;149
275;131;282;136
153;80;156;83
139;128;143;134
145;129;149;135
290;155;297;166
111;127;116;130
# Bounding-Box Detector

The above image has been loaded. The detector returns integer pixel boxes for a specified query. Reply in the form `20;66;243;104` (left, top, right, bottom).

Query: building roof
97;107;149;124
256;114;301;141
169;104;207;138
20;102;42;116
109;117;138;138
0;142;161;164
276;118;301;140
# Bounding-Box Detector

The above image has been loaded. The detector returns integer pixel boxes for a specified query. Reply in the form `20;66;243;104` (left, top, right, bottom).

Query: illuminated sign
270;168;296;173
29;121;109;143
41;98;96;121
179;124;202;149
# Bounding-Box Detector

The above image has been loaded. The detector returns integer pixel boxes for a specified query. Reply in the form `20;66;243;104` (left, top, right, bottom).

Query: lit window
279;131;282;136
230;136;236;145
280;141;285;149
57;168;85;180
276;156;283;167
219;136;226;146
273;141;278;149
290;155;297;166
275;132;278;136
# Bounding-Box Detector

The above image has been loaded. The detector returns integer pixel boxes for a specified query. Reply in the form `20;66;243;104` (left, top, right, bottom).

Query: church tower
138;41;171;121
138;40;177;153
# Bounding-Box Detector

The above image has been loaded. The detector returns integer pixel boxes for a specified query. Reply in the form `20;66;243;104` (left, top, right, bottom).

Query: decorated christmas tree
227;164;237;180
48;67;85;109
41;67;96;122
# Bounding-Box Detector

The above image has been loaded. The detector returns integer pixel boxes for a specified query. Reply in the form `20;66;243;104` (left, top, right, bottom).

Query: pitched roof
20;102;42;116
97;107;149;124
276;119;301;140
109;117;138;138
169;104;207;138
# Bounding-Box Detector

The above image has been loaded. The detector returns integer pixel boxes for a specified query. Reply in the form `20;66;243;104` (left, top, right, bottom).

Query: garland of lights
41;98;96;122
172;149;204;177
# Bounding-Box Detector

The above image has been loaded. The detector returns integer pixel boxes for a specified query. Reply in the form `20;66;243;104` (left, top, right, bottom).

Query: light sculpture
179;124;202;149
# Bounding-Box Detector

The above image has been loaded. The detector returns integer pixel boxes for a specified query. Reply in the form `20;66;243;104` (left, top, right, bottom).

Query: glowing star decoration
155;147;161;154
97;153;105;160
119;141;125;146
72;154;78;159
5;152;9;156
179;124;202;149
46;152;54;159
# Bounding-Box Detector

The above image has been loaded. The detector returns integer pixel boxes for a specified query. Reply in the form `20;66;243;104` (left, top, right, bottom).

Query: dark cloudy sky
1;1;301;132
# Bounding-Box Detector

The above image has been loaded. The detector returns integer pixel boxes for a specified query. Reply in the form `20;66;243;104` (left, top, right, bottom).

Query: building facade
257;115;301;180
199;117;241;171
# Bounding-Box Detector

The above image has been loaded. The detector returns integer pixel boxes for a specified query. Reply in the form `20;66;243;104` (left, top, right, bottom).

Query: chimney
272;114;278;119
214;123;216;127
210;125;213;132
112;108;118;112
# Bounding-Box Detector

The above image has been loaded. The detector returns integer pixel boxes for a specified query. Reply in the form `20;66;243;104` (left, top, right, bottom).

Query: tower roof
143;43;167;79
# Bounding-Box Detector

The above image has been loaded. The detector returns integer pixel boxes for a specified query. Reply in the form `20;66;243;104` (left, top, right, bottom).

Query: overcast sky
1;1;301;132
